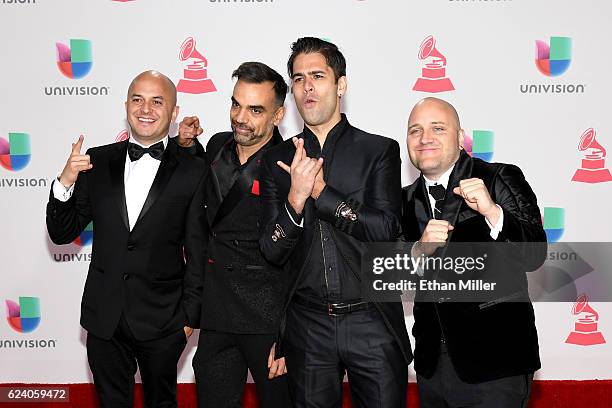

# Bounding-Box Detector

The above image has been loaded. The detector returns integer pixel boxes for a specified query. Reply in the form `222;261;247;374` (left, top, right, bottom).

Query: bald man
46;70;207;407
401;98;546;407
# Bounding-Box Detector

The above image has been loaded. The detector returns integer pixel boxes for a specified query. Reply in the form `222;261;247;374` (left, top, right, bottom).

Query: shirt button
123;273;130;280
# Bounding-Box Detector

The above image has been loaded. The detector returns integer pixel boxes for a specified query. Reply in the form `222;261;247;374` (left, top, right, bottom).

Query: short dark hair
231;62;287;107
287;37;346;82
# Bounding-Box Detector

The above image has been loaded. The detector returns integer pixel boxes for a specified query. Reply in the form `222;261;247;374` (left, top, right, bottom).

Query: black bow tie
428;184;446;201
128;141;165;161
428;184;446;219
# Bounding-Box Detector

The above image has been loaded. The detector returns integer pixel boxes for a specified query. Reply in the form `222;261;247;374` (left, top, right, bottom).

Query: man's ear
273;106;286;126
458;129;465;150
172;105;180;123
337;76;347;98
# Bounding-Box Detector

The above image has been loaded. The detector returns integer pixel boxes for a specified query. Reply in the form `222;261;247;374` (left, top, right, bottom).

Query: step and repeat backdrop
1;0;611;383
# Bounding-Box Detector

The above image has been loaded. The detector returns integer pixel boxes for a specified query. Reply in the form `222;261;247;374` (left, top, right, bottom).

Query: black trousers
86;315;187;408
417;343;533;408
284;302;408;408
192;330;291;408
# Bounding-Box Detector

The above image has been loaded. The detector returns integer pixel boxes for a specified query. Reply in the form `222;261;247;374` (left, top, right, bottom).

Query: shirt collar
302;113;349;151
423;162;455;190
128;134;169;149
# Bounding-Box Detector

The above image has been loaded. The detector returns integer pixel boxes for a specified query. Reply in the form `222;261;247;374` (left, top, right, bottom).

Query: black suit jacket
259;117;412;363
46;139;207;341
401;150;546;383
197;130;288;334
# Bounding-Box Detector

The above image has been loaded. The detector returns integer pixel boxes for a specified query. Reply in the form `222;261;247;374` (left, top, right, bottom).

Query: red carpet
1;381;611;407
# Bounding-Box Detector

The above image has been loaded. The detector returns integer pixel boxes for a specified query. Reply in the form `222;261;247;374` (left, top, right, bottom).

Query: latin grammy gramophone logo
565;294;606;346
571;128;612;183
176;37;217;94
412;35;454;93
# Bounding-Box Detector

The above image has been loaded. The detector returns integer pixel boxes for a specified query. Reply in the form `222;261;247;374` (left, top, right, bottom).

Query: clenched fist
453;178;500;226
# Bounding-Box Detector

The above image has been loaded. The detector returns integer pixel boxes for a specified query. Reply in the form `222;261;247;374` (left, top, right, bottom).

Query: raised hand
178;116;203;147
59;135;92;188
277;137;324;214
453;178;500;225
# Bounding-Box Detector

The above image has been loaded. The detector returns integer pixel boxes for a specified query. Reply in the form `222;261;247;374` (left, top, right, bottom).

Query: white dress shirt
52;135;169;231
423;163;503;240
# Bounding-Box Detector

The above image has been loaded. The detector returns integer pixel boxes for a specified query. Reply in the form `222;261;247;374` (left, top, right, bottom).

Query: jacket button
127;242;135;251
233;240;239;247
123;273;130;280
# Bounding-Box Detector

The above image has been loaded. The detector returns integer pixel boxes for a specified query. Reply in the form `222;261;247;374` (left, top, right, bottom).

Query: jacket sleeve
45;150;93;245
493;164;547;272
259;154;305;266
314;140;402;242
181;168;208;328
171;135;205;159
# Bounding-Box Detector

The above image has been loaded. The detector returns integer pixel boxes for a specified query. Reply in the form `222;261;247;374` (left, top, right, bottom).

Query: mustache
231;122;254;133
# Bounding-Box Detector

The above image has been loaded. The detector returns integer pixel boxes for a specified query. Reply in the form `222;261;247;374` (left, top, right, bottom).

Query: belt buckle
327;302;350;316
327;303;336;316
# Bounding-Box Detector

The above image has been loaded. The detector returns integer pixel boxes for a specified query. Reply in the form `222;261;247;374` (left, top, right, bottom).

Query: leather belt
293;294;369;316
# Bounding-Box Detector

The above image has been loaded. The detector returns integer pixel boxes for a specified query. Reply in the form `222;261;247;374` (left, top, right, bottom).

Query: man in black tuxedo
46;71;207;408
259;37;412;408
401;97;546;407
177;62;291;408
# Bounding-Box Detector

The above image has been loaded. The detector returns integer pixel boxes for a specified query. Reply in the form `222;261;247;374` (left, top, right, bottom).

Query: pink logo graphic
565;294;606;346
412;35;454;93
176;37;216;94
115;129;129;142
571;128;612;183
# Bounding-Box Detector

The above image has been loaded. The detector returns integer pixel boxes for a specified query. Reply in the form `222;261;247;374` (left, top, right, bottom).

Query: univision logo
520;36;585;94
1;0;36;4
542;207;565;242
5;297;40;333
0;132;48;188
2;297;57;349
536;36;571;77
52;221;93;262
74;222;93;246
44;39;109;97
56;39;92;79
0;132;30;171
464;130;493;162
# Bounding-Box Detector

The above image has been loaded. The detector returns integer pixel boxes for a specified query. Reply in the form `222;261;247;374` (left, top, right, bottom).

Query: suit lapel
413;176;432;236
133;140;179;228
211;129;283;226
442;151;473;241
206;139;230;225
109;141;129;231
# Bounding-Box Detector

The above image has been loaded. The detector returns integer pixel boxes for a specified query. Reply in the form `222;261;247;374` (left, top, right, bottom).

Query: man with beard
402;97;546;407
258;37;412;408
177;62;291;408
46;71;206;407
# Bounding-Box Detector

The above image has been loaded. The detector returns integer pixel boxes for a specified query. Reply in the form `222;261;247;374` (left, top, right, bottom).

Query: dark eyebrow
291;70;326;79
308;70;326;76
231;96;239;105
130;94;164;100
